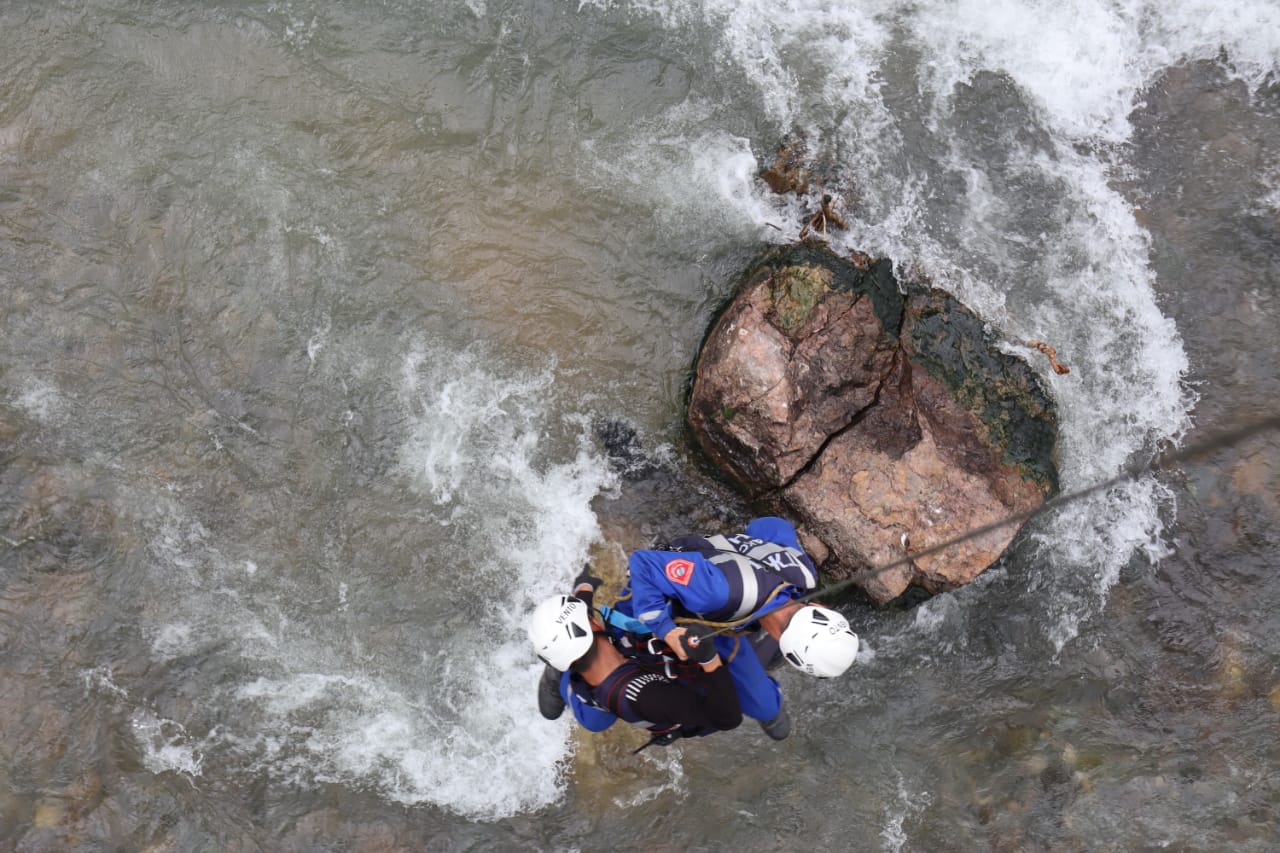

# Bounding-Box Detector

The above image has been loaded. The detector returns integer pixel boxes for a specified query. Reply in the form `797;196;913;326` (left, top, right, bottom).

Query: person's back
527;573;742;749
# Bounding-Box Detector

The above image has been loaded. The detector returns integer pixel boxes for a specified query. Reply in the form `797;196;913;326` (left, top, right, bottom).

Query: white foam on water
12;377;64;423
130;501;295;666
374;346;614;815
149;623;196;660
855;641;876;667
231;662;573;816
80;665;130;700
911;0;1149;143
987;150;1189;650
117;339;612;818
579;0;895;129
179;346;608;819
612;747;687;808
398;346;559;508
581;122;788;244
1143;0;1280;87
911;595;961;638
880;774;930;853
86;666;206;782
910;1;1280;141
650;0;1280;145
577;1;895;242
306;316;329;367
130;709;205;779
579;0;1245;649
1262;166;1280;213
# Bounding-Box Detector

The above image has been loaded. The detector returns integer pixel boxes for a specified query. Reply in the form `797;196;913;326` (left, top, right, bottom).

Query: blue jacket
627;529;818;639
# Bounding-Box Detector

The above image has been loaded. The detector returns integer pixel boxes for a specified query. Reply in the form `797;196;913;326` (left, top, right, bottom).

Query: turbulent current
1;1;1278;850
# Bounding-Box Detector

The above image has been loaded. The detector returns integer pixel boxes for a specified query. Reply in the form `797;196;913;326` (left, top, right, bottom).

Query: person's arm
628;664;743;732
565;675;617;732
627;549;730;640
625;549;686;639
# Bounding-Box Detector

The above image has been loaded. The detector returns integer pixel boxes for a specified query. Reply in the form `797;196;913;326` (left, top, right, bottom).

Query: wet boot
759;701;791;740
538;664;566;720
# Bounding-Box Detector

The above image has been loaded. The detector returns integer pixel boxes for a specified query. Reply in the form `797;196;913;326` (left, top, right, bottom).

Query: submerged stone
688;244;1061;603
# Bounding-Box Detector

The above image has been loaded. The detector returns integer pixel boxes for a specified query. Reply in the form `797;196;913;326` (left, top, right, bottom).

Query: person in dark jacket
528;572;741;746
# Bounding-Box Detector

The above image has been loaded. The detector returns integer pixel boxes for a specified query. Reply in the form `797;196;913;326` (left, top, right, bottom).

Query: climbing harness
591;606;705;681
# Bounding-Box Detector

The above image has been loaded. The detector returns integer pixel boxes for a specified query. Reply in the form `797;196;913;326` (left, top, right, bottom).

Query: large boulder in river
688;245;1059;603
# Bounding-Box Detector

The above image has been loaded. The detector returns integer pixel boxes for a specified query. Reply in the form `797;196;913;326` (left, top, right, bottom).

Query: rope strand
702;413;1280;638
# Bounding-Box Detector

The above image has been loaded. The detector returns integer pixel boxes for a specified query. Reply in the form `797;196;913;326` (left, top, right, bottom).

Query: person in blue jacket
621;516;860;739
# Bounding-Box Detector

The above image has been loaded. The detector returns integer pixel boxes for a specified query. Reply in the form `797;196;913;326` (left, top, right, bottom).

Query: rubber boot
759;700;791;740
538;664;566;720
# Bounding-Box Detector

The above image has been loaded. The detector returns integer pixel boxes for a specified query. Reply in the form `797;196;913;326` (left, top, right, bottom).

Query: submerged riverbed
1;1;1278;850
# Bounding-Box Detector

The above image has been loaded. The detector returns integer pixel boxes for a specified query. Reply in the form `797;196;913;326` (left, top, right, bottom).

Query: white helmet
527;595;594;670
778;605;859;677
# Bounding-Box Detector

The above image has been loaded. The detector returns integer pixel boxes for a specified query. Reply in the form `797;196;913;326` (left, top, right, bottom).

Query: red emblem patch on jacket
665;558;695;586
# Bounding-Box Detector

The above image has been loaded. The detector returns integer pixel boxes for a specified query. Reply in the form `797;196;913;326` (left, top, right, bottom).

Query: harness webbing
673;582;794;630
632;730;683;754
598;604;650;635
670;582;795;662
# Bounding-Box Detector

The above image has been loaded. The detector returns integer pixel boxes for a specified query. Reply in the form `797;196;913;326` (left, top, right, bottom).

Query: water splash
123;344;615;819
579;0;1207;649
880;773;931;853
130;710;205;780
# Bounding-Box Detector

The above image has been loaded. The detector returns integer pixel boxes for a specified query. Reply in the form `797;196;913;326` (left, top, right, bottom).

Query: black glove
679;625;719;665
572;567;603;592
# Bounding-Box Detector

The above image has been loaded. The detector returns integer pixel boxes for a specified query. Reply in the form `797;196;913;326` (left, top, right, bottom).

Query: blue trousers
745;515;804;551
714;632;782;722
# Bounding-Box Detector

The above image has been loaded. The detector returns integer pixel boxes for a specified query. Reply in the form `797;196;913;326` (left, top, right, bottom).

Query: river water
1;1;1278;850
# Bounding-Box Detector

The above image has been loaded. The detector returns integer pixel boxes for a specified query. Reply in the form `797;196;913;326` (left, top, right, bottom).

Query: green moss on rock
748;244;905;339
769;265;830;335
695;243;1059;497
904;289;1060;494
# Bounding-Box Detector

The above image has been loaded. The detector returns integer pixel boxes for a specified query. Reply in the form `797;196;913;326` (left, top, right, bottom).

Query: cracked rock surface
688;245;1060;603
